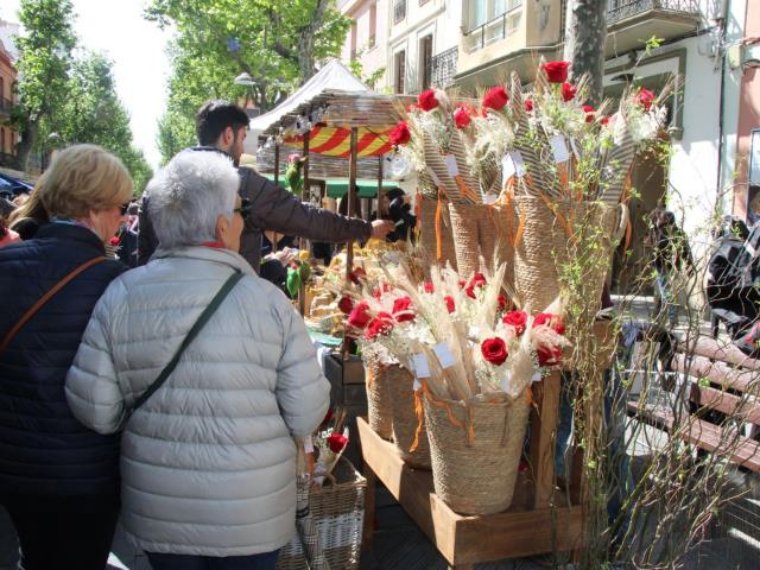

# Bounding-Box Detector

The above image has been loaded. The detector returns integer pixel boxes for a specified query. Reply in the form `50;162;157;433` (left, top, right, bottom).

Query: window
393;0;406;24
394;50;406;94
469;0;487;30
466;0;522;32
420;35;433;91
0;77;4;99
369;4;377;48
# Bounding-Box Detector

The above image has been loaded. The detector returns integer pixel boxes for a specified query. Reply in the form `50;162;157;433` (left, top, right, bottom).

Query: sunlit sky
1;0;171;168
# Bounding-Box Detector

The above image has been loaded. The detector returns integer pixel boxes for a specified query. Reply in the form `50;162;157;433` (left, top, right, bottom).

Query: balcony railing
0;97;15;114
431;47;458;89
463;3;523;54
607;0;701;25
393;0;406;24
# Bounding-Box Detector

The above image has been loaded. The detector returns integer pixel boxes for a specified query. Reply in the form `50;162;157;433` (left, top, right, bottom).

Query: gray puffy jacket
65;246;329;556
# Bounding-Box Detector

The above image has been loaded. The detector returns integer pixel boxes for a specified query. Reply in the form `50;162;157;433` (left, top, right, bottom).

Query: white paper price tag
509;151;526;177
433;342;456;369
303;435;314;453
411;353;431;379
443;154;459;177
413;378;422;391
531;371;543;383
482;193;498;205
500;373;511;392
501;154;515;181
550;135;570;163
426;166;442;187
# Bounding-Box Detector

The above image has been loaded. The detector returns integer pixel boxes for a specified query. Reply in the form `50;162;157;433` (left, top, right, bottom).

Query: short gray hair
147;150;239;249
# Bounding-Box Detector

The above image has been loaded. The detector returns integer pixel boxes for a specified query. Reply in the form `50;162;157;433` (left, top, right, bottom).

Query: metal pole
342;127;359;360
298;128;311;316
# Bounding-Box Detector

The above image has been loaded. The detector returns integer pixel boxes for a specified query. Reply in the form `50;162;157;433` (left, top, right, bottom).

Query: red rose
543;61;570;83
533;313;566;335
582;105;595;123
561;82;576;102
453;105;472;129
347;301;372;329
389;121;411;146
108;236;120;246
497;294;508;312
338;296;354;314
418;89;439;111
482;86;509;111
524;98;534;112
423;280;435;294
444;295;455;313
537;344;563;367
636;88;655;111
502;310;528;335
481;337;508;366
327;432;348;453
465;272;487;299
600;116;610;126
458;279;466;289
365;312;394;340
392;296;415;322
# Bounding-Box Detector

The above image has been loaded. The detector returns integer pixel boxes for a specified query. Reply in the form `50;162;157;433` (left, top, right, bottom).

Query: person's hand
274;248;296;266
371;219;394;239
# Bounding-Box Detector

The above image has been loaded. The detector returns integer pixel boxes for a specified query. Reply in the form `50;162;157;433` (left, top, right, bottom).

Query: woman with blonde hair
0;144;133;570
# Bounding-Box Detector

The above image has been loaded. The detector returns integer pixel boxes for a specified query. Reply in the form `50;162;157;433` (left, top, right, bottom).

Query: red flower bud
503;310;528;335
453;105;472;129
338;295;354;314
444;295;455;314
392;296;415;323
482;86;509;111
327;432;348;453
481;337;508;366
365;312;395;340
423;281;435;294
537;345;563;367
418;89;439;111
582;105;595;123
465;272;487;299
347;301;372;329
543;61;570;83
533;313;566;335
636;88;656;111
389;121;411;146
562;82;576;102
524;99;534;112
497;294;508;312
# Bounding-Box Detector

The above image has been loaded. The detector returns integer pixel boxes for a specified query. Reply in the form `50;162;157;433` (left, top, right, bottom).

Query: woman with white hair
65;150;330;570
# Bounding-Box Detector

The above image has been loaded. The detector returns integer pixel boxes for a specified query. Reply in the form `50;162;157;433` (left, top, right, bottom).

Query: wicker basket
513;197;623;314
418;193;458;274
277;457;366;570
362;353;395;441
423;390;530;515
387;366;431;469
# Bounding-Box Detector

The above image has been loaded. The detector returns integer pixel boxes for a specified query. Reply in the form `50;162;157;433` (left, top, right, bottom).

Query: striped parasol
284;126;393;158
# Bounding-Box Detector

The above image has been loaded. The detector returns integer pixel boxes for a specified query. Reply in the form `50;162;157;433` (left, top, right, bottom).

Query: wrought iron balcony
607;0;701;26
393;0;406;24
431;47;458;89
463;2;523;54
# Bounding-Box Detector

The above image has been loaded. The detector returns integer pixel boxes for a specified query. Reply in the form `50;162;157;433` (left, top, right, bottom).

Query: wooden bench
629;334;760;472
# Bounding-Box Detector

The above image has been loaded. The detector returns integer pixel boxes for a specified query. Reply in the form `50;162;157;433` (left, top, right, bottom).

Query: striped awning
283;126;392;158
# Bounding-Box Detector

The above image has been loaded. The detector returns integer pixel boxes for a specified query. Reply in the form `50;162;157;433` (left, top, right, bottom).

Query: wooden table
358;375;585;568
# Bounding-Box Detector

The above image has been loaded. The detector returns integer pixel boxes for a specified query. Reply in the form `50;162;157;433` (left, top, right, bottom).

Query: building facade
0;18;19;169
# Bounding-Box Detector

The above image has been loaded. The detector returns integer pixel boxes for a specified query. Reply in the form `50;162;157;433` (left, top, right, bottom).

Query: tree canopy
146;0;351;164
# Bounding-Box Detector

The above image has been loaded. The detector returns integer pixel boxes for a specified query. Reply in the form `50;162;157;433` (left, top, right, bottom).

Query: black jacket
137;147;372;271
0;223;126;497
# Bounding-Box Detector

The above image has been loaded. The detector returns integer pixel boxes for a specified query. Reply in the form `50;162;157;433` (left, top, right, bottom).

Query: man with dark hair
138;100;392;269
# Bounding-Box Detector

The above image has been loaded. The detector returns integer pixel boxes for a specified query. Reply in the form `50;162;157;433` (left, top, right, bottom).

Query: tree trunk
566;0;608;105
14;118;36;173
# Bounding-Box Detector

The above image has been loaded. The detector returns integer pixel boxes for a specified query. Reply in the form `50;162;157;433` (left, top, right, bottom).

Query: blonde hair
9;188;47;229
36;144;133;219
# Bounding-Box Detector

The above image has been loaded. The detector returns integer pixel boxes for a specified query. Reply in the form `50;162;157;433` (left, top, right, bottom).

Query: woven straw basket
386;366;431;469
418;193;458;274
277;457;366;570
363;358;394;441
447;202;515;291
423;390;530;515
513;196;625;314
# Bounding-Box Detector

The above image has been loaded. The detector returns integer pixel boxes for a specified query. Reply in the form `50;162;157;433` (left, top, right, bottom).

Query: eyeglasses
234;198;252;218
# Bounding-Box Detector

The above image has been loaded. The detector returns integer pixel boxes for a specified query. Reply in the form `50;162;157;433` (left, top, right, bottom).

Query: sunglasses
234;198;252;218
119;203;131;216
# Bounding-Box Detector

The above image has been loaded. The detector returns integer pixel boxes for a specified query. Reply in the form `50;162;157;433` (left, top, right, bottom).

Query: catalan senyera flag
283;126;393;158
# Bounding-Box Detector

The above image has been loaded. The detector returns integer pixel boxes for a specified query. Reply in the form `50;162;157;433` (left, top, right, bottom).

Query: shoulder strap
128;270;245;418
0;256;108;354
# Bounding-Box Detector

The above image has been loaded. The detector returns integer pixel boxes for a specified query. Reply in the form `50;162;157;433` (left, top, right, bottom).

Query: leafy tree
57;51;153;194
146;0;351;163
11;0;76;171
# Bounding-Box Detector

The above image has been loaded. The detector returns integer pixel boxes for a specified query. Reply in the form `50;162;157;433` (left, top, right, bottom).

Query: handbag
0;256;107;354
126;270;244;419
